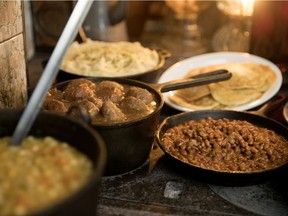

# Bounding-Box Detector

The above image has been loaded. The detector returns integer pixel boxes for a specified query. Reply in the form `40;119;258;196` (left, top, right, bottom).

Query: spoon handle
150;69;232;93
9;0;93;146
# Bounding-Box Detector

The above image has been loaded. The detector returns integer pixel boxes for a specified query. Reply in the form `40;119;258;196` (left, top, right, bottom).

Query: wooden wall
0;0;27;108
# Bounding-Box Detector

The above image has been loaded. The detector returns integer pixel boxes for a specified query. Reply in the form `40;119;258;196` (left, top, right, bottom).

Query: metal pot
0;109;106;216
50;70;231;176
155;95;288;186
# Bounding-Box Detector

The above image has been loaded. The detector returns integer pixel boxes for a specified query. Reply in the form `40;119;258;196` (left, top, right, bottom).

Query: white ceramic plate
158;52;282;111
283;102;288;123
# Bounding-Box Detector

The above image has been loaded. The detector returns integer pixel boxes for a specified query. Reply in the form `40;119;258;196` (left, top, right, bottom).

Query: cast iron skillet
49;70;232;176
53;49;171;83
155;94;288;186
0;109;106;216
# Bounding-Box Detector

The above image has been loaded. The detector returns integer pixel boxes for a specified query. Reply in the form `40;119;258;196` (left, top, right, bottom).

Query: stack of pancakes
169;62;276;110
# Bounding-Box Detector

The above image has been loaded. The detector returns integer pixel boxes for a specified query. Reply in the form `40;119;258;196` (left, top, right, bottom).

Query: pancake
168;61;276;110
209;83;263;106
169;94;220;110
214;62;275;90
173;85;210;102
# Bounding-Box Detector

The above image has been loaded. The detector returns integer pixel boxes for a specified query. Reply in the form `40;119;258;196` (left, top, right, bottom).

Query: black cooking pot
0;109;106;216
50;70;231;176
52;49;170;84
155;95;288;186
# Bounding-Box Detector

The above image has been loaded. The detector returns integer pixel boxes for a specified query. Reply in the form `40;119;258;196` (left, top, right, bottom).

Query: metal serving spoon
9;0;93;146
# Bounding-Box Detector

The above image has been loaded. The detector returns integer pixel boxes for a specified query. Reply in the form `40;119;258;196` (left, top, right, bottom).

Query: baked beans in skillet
161;117;288;172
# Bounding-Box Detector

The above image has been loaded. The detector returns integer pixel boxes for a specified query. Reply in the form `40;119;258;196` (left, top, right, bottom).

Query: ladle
9;0;93;146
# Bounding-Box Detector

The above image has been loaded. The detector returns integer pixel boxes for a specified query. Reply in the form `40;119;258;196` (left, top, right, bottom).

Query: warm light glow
241;0;255;16
217;0;255;17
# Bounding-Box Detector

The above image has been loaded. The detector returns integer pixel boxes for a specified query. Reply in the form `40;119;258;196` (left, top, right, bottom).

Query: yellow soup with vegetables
0;136;93;216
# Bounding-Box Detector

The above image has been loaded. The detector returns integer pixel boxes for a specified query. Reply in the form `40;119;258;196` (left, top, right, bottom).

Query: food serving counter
96;89;288;216
27;49;288;216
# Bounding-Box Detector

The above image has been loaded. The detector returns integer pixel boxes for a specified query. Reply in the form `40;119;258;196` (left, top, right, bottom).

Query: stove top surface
97;144;288;216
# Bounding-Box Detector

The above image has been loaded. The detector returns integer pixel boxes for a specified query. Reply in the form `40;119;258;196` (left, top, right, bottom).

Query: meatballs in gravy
44;79;158;124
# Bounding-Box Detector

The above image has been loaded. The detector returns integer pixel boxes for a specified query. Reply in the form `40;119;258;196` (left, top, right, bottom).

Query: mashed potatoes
61;40;159;77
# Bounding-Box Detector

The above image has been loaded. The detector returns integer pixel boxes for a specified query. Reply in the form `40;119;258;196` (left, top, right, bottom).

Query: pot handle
250;94;287;116
156;48;171;59
150;69;232;93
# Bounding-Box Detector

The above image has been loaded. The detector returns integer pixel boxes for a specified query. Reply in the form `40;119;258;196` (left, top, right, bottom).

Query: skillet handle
151;69;232;93
251;94;287;116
